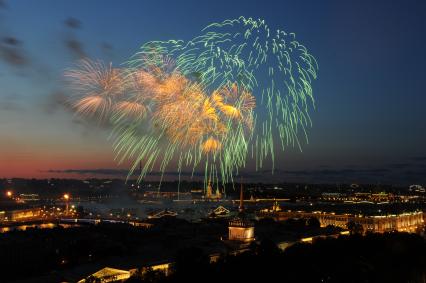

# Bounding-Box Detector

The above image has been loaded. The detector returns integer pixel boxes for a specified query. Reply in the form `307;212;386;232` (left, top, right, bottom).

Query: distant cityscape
1;0;426;282
0;178;425;282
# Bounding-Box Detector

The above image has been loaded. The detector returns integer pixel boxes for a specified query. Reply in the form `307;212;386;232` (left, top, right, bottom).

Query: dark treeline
0;217;329;282
0;218;227;282
129;233;426;283
1;220;425;282
0;224;147;280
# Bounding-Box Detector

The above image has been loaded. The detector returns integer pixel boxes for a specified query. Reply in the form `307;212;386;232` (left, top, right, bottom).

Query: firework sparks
65;59;125;121
65;17;318;190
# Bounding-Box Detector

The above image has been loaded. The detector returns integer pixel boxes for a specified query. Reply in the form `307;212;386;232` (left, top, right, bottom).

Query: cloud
47;168;129;176
235;156;426;185
101;42;113;51
0;36;30;66
63;17;87;58
279;168;390;176
65;17;81;29
411;156;426;162
65;38;86;58
44;164;426;185
0;0;7;9
386;163;411;169
45;167;394;182
0;10;53;79
46;168;205;177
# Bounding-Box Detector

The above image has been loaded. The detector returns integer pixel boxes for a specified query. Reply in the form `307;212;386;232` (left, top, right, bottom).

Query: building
319;192;399;203
77;259;174;283
228;217;255;242
209;206;230;218
77;267;131;283
0;208;42;221
228;183;255;242
143;191;191;199
148;209;178;219
204;181;222;200
19;194;40;202
141;260;172;277
258;209;425;234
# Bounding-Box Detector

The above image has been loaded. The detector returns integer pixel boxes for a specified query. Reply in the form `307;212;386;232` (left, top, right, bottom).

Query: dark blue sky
0;0;425;184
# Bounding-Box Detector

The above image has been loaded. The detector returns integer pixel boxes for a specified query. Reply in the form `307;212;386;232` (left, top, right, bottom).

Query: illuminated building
19;194;40;202
0;208;42;221
141;261;172;276
206;181;213;198
272;200;282;212
228;217;255;242
318;191;424;204
204;181;223;200
228;183;255;242
258;209;425;234
409;184;425;193
78;260;174;283
209;206;230;218
143;191;191;199
321;192;342;201
148;209;178;219
77;267;131;283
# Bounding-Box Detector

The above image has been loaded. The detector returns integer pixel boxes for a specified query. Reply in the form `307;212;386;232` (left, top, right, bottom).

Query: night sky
0;0;425;185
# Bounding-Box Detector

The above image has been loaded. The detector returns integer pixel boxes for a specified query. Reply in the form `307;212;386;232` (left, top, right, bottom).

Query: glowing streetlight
6;191;13;198
63;194;70;215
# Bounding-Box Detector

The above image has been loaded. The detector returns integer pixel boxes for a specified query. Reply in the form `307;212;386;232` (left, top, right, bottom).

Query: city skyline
1;2;425;282
1;0;426;185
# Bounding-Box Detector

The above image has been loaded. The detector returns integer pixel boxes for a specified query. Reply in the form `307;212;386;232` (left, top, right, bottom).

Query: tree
306;217;321;229
174;247;210;277
347;221;364;235
255;238;281;256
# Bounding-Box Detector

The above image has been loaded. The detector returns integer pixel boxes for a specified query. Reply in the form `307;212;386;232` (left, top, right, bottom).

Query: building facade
258;210;425;234
228;217;255;242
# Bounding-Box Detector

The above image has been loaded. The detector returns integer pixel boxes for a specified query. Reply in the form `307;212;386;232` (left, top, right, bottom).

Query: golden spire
206;179;213;198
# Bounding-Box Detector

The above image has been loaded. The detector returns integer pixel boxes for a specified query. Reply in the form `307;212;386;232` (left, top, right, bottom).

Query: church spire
239;177;244;212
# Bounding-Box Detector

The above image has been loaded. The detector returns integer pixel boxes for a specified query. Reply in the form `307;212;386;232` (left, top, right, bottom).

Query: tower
228;177;255;242
206;180;213;199
238;179;244;212
215;187;222;199
228;217;255;242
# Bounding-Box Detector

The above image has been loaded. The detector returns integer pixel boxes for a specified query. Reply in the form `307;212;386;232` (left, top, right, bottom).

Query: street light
6;191;13;198
63;194;70;215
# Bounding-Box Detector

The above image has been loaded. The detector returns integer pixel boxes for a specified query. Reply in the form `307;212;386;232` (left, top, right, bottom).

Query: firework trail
65;17;318;191
65;59;126;121
112;52;255;187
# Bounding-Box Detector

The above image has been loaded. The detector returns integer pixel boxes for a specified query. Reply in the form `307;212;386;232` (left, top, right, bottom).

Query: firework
158;16;318;169
65;17;318;190
65;59;125;121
